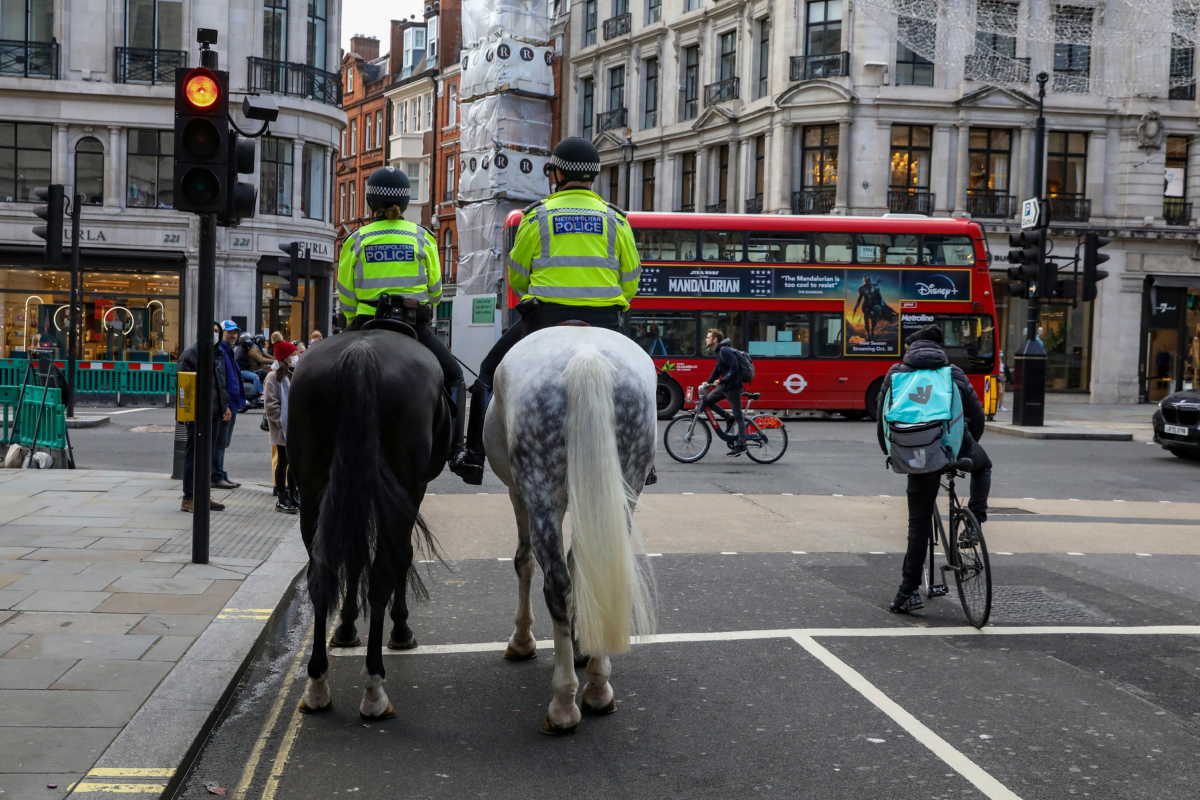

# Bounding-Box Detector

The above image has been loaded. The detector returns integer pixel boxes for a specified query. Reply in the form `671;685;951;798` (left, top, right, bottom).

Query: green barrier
0;384;68;450
0;359;178;399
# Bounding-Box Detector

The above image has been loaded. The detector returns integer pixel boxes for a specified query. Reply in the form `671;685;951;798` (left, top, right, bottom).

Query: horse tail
563;346;655;656
309;338;433;617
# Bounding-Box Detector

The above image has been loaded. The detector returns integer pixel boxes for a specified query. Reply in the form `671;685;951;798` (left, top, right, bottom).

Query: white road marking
793;635;1024;800
1113;499;1126;503
720;551;738;555
791;550;808;555
94;407;153;416
732;492;745;496
832;493;844;497
1136;553;1152;557
868;551;887;555
995;551;1014;556
1066;552;1085;556
781;492;794;496
1069;498;1080;502
1160;500;1173;504
646;553;663;557
1023;497;1036;501
476;492;490;496
878;494;891;498
682;491;695;495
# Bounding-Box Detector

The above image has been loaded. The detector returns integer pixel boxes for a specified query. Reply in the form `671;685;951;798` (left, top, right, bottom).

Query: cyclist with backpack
877;324;992;614
698;329;754;456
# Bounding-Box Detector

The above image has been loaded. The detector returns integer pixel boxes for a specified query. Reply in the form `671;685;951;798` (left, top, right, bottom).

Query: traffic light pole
66;194;82;419
1013;72;1049;427
192;213;216;564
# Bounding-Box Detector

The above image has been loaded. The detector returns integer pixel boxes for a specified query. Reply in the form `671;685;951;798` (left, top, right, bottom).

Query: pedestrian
215;320;247;490
264;340;299;513
177;325;231;513
1190;325;1200;388
234;334;264;408
308;329;324;347
270;331;284;356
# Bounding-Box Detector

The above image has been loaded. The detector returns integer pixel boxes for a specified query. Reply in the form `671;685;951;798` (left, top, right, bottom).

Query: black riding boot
449;381;487;485
447;379;468;461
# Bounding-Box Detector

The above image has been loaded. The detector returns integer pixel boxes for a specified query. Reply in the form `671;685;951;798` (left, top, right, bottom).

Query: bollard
171;421;188;480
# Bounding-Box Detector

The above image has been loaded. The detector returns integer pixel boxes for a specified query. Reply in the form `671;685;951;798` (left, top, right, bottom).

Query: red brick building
432;0;462;285
335;36;390;262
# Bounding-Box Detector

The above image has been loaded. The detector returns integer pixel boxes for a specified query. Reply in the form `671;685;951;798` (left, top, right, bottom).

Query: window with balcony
647;0;661;24
755;17;770;99
1165;135;1190;224
264;0;288;62
797;0;846;80
896;15;934;86
680;152;696;211
583;0;597;46
1046;131;1089;221
74;137;104;206
966;127;1013;217
967;0;1023;82
681;45;700;120
580;76;594;139
706;31;739;105
642;57;659;128
796;124;837;214
126;129;173;208
641;158;655;211
1;0;56;77
888;125;933;214
1171;4;1196;100
1053;6;1091;93
120;0;184;83
307;0;327;70
301;143;326;219
604;0;630;39
260;136;294;216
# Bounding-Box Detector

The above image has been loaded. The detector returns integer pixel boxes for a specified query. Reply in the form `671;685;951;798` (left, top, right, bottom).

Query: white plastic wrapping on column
461;0;551;48
458;147;551;203
456;199;526;295
456;250;506;295
459;39;555;102
459;95;553;153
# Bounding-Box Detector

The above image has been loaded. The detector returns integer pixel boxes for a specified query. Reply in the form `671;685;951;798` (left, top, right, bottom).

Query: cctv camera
243;95;280;122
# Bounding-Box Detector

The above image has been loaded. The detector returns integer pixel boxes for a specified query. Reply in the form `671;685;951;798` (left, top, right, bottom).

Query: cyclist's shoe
450;449;484;486
727;444;748;456
644;465;658;486
888;590;925;614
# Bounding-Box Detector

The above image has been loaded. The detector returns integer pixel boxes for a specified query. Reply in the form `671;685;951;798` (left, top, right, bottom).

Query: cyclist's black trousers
898;443;992;595
699;383;745;444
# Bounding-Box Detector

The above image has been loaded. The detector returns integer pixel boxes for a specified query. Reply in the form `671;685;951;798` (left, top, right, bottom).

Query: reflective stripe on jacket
336;218;441;320
507;188;641;309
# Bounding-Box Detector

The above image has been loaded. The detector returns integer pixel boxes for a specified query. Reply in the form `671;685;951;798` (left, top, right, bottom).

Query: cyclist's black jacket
705;338;742;387
875;337;985;455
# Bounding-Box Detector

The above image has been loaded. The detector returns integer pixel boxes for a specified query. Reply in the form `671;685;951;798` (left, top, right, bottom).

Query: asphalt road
69;405;1196;502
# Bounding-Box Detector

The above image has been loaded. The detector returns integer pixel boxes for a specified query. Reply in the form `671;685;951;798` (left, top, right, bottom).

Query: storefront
256;254;333;342
0;249;184;361
990;273;1094;392
1139;276;1200;402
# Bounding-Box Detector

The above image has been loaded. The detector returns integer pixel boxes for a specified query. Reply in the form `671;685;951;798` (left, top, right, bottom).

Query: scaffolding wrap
459;147;551;203
455;199;526;295
459;39;555;102
459;94;553;153
461;0;552;48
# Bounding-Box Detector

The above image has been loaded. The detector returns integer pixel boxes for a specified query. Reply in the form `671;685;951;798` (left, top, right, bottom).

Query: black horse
287;328;450;719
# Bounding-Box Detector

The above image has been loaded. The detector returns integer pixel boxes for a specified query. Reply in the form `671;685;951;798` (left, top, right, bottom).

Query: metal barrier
0;359;177;402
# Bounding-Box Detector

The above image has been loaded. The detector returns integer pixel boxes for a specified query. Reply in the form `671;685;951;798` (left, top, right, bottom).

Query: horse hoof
387;635;418;651
540;715;578;736
573;653;589;668
503;645;536;661
360;702;395;721
329;634;361;648
298;699;332;714
582;698;617;716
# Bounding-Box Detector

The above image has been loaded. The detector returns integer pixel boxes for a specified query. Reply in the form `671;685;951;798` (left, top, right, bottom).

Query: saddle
361;295;430;340
554;320;592;327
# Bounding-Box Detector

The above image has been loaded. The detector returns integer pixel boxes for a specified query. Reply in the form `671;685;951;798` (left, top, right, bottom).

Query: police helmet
365;167;411;211
549;137;601;183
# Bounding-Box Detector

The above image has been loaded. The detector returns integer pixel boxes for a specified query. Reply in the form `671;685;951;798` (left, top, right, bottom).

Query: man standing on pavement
177;325;231;512
214;320;246;490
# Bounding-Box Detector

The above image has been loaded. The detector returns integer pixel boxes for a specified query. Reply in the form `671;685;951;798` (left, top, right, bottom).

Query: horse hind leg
359;574;395;720
329;565;361;648
504;489;536;661
388;577;417;650
300;589;333;713
581;655;615;715
531;507;581;735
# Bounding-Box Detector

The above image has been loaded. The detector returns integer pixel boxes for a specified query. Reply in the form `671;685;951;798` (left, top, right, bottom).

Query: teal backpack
881;366;964;475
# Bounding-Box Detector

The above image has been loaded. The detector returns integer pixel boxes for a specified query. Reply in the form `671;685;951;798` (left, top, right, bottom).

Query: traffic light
174;67;230;214
32;185;64;265
219;135;257;227
1082;232;1111;301
277;242;300;296
1007;228;1046;296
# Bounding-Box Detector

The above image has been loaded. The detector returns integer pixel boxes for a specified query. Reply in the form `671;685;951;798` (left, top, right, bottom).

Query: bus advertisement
504;212;998;419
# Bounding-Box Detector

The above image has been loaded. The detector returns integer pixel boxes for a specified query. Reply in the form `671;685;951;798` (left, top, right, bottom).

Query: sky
341;0;425;54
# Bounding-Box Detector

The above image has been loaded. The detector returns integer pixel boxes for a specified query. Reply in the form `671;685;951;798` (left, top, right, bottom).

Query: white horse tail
563;346;655;657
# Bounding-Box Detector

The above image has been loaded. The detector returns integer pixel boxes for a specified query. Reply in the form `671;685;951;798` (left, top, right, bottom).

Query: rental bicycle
922;458;992;628
663;386;788;464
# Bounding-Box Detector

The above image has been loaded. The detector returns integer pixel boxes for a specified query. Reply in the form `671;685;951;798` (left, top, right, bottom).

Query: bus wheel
864;379;883;422
657;378;683;419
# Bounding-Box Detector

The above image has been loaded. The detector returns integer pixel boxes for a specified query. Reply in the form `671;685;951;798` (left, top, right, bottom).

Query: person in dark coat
177;329;232;513
699;329;747;455
876;324;992;614
214;320;247;489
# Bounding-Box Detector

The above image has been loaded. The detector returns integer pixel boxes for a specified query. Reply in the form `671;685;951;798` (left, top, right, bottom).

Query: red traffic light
184;71;220;109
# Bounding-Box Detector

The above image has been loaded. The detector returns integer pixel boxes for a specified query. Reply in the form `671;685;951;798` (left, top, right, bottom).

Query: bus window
811;232;853;264
701;229;743;262
635;229;699;262
625;312;699;357
813;312;843;358
699;311;745;349
901;313;995;373
921;235;976;266
747;231;811;263
747;312;810;357
856;233;920;264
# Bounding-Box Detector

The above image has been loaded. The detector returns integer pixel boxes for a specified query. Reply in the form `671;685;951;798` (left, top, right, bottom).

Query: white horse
484;326;658;734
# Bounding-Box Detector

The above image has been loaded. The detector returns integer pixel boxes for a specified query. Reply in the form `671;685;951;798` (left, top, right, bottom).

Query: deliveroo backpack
882;366;964;475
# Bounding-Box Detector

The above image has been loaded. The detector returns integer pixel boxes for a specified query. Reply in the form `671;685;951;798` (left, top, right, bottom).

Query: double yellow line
69;767;174;794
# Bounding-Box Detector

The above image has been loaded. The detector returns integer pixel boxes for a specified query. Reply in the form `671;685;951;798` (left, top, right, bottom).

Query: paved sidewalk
988;393;1149;441
0;468;306;799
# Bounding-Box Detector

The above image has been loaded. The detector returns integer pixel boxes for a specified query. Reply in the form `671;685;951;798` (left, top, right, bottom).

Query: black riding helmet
549;136;601;183
366;166;410;212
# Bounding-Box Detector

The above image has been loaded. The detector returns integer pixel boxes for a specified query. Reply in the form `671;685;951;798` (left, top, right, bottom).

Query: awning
1150;274;1200;289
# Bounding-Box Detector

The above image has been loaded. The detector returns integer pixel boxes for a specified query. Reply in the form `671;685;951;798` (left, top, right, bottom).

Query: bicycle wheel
744;416;788;464
922;510;950;599
663;414;712;463
950;507;992;628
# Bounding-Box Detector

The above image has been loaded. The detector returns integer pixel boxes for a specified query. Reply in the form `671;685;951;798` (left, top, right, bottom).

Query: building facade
433;0;463;290
0;0;344;360
566;0;1200;403
384;19;436;228
334;36;388;275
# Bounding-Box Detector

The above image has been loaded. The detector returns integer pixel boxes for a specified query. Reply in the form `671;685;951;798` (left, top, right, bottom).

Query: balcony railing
680;202;696;212
1170;81;1197;101
1164;198;1193;225
888;189;935;215
1046;193;1091;222
964;53;1030;83
704;77;739;105
247;57;341;105
965;190;1016;218
0;39;59;78
790;52;850;82
596;107;627;133
603;12;631;40
792;187;837;215
115;47;186;85
705;201;728;213
745;196;763;214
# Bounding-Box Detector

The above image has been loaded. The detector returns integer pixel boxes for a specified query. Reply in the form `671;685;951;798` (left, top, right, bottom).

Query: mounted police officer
337;166;470;474
451;136;643;485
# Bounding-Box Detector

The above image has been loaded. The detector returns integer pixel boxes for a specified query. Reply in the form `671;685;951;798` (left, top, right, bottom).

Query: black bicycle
921;458;992;628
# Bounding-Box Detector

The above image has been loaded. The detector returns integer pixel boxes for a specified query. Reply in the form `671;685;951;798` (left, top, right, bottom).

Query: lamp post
620;130;635;210
1012;71;1049;427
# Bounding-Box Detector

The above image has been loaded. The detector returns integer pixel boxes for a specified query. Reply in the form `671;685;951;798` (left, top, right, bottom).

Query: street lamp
620;130;635;210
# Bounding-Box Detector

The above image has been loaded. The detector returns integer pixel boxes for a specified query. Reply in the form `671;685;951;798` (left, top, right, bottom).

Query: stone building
566;0;1200;403
0;0;344;358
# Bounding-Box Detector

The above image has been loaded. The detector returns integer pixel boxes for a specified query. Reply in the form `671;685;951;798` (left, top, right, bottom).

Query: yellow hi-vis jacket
336;218;441;321
508;189;641;309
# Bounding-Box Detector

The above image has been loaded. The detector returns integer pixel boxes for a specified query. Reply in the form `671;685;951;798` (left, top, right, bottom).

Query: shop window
0;122;51;202
127;128;173;208
261;135;294;216
747;311;811;357
74;137;104;206
625;312;697;356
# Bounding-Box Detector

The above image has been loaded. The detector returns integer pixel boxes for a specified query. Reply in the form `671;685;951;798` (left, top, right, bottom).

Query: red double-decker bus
504;211;998;419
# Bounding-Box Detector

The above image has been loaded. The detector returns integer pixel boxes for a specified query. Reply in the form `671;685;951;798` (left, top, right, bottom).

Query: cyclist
878;324;992;614
698;329;747;456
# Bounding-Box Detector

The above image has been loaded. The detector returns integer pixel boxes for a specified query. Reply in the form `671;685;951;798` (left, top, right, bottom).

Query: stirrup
450;449;484;485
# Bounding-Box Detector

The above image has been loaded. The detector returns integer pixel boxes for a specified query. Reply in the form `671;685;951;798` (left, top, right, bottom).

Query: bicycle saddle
743;392;761;400
953;457;974;472
361;317;418;339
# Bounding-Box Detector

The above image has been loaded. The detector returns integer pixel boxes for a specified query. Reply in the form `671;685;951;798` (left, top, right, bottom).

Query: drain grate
988;584;1116;625
989;506;1037;515
157;487;298;561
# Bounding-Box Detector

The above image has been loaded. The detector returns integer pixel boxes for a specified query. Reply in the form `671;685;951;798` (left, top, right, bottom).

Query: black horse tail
308;337;436;617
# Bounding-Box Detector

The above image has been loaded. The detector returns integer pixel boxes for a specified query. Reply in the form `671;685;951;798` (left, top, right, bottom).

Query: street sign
1021;198;1041;229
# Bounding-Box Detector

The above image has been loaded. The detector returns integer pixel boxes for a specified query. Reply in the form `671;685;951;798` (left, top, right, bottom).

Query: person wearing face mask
264;340;300;513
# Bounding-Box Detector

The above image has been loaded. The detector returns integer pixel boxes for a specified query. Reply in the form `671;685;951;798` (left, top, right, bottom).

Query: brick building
335;36;390;267
432;0;463;288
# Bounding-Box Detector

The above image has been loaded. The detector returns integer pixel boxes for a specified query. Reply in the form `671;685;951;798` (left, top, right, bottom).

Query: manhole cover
989;506;1036;515
989;585;1115;625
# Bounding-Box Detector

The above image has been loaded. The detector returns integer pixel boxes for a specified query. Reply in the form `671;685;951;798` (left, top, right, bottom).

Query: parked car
1152;390;1200;459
